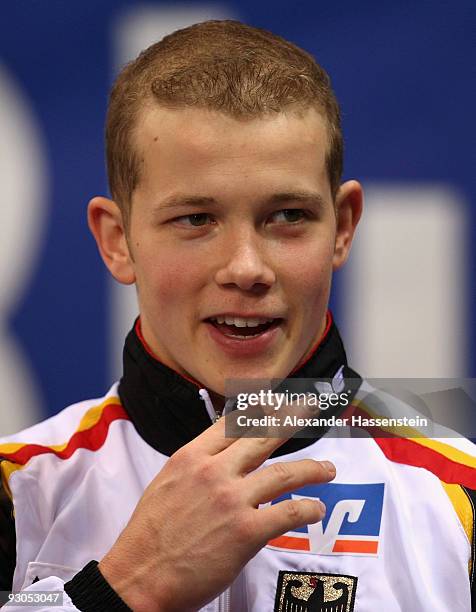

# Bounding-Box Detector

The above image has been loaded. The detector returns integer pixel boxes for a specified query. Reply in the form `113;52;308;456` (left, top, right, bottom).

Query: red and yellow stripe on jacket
0;397;128;498
349;398;476;574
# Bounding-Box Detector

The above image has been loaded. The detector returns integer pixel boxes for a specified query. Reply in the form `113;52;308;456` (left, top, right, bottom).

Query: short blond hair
106;20;343;227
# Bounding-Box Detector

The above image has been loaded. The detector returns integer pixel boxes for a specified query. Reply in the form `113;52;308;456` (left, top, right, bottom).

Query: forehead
136;104;328;156
132;105;331;201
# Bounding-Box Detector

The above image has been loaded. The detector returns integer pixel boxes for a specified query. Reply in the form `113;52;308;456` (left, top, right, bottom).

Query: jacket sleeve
0;462;16;591
2;576;81;611
2;563;132;611
0;462;130;610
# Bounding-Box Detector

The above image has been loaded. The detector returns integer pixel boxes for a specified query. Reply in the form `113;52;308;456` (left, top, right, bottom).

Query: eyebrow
156;195;217;210
267;192;327;211
155;191;327;212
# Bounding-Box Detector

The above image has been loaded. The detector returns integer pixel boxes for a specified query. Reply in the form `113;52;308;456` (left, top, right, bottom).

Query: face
96;107;361;396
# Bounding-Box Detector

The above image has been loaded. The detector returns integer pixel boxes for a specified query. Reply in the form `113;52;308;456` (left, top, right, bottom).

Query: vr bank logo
268;483;384;556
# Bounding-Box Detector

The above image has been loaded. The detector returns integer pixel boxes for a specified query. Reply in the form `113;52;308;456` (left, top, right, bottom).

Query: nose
214;231;276;291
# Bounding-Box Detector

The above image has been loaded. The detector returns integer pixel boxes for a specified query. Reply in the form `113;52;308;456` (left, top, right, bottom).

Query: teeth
212;316;275;327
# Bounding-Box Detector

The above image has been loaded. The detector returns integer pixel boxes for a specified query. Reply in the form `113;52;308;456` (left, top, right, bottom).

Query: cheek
282;238;335;297
296;266;332;316
135;246;206;314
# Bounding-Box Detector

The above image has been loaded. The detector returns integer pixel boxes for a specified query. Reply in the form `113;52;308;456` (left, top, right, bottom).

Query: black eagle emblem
275;571;357;612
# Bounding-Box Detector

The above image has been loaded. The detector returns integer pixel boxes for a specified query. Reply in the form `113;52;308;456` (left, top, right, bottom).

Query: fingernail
321;460;336;475
317;499;326;513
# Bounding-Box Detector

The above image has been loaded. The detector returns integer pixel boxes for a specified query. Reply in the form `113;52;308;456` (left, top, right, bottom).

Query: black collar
118;315;360;457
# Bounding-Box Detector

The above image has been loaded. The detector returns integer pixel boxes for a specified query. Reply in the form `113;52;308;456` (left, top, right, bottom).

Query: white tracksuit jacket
1;319;475;611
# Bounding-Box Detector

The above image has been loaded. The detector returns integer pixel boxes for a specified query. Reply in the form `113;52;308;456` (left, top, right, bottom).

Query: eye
270;209;308;224
173;213;216;227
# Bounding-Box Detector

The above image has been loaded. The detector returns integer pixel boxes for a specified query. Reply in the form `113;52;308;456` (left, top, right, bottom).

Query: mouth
205;315;283;339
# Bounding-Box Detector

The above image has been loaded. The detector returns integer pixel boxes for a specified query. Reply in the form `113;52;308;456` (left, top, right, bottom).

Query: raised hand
99;409;335;611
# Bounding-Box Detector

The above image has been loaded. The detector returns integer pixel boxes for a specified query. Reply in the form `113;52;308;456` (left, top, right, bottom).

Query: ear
87;197;135;285
332;180;363;270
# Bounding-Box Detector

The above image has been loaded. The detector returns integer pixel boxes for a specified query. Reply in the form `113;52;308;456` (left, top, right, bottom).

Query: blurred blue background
0;1;474;432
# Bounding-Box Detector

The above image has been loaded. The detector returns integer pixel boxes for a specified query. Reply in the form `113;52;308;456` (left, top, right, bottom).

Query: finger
190;401;298;457
220;400;321;472
187;414;237;455
256;497;326;543
220;434;297;473
186;407;268;455
191;391;319;458
245;459;336;506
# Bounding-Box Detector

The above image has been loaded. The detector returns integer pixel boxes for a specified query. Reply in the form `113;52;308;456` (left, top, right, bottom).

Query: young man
1;20;475;611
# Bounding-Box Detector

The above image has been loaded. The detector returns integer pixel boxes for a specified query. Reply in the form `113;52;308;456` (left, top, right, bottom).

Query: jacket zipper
199;388;235;423
218;587;231;612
